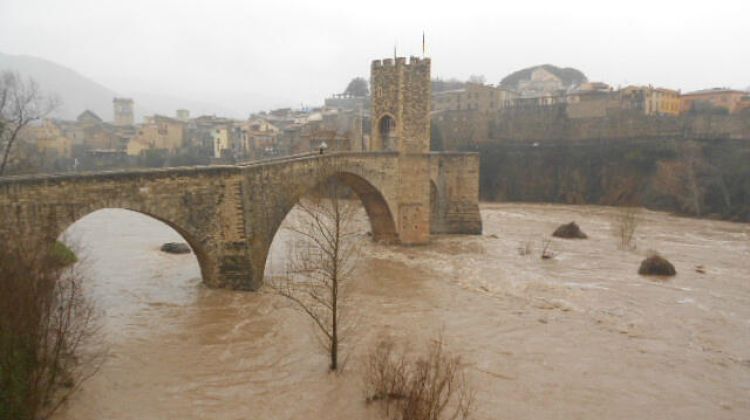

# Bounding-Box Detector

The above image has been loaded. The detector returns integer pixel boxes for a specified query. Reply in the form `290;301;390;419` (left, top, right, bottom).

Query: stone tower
113;97;134;126
370;57;431;154
370;56;433;244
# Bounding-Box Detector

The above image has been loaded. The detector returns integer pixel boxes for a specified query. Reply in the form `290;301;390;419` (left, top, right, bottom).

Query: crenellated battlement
371;56;431;69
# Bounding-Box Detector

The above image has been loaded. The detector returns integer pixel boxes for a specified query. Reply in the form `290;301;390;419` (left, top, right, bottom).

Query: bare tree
612;206;640;250
270;167;360;371
364;334;475;420
0;224;102;419
0;71;59;175
653;141;709;217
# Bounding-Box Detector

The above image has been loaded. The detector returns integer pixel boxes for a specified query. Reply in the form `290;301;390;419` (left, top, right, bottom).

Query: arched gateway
0;56;482;291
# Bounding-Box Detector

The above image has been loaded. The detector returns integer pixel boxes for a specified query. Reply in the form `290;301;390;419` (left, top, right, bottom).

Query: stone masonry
0;57;482;291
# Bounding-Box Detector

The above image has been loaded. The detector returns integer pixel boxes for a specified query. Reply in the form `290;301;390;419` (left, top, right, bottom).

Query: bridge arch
54;206;213;286
260;169;398;283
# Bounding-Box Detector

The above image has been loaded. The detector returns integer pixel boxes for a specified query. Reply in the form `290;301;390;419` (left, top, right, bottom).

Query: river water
55;203;750;419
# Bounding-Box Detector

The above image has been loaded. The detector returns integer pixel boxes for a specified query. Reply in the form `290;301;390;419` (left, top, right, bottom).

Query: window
378;115;397;151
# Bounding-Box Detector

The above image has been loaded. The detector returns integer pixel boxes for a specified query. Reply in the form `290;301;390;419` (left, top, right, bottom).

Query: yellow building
28;120;73;158
125;137;153;156
620;86;681;116
211;127;231;159
127;115;185;156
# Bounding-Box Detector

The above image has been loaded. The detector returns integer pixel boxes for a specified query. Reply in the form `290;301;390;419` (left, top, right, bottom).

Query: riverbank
471;138;750;223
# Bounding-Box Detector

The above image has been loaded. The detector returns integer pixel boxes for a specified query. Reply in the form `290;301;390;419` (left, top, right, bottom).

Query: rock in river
161;242;191;254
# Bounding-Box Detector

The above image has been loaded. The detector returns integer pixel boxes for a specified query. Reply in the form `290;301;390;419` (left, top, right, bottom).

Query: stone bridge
0;151;481;290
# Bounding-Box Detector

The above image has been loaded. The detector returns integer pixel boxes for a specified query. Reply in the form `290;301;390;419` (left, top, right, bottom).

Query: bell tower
370;57;431;154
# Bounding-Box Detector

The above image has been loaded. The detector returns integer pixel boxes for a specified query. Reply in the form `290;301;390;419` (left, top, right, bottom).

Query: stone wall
432;108;750;148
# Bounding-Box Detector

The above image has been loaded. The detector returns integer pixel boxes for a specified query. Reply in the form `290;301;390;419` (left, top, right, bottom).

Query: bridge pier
208;241;260;291
429;153;483;235
395;154;432;245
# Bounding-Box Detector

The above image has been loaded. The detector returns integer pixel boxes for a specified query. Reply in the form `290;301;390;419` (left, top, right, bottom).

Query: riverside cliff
432;110;750;221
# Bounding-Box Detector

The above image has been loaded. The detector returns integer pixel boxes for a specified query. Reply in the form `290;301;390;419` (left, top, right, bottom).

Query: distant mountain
0;52;239;122
500;64;587;89
0;52;120;121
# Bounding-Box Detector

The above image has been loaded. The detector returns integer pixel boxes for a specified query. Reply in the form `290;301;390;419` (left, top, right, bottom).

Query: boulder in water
552;222;587;239
161;242;191;254
638;254;676;277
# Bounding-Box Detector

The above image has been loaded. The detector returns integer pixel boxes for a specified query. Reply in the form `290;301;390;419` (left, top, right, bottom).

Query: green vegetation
1;229;99;419
51;241;78;267
343;77;369;97
474;139;750;222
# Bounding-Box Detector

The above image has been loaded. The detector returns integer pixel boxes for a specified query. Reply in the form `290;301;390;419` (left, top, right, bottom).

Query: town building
27;120;73;159
66;110;129;153
680;88;749;114
211;126;231;159
566;82;617;119
619;85;680;116
432;83;517;113
176;109;190;121
234;118;281;159
126;115;185;156
516;67;565;98
113;97;135;126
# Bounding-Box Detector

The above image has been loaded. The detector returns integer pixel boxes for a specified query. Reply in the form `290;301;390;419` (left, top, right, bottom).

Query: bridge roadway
0;151;482;290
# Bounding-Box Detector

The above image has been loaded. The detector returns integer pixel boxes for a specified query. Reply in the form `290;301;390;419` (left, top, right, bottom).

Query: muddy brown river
55;203;750;419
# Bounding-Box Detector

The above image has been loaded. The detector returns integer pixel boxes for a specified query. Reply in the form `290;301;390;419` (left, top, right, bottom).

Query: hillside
0;52;119;121
0;52;239;122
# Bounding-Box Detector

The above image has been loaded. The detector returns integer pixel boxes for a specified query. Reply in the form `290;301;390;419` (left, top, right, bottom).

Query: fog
1;0;748;115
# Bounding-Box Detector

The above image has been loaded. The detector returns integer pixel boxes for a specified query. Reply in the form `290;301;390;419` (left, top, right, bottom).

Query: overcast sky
1;0;748;115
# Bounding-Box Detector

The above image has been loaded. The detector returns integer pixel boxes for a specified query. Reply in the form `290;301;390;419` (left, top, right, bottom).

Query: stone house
211;126;231;159
126;115;185;156
517;67;565;98
237;118;280;159
432;83;517;113
566;82;616;119
26;120;73;159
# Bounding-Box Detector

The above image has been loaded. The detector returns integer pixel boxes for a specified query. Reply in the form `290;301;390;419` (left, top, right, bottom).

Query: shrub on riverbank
0;232;100;419
364;335;474;420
